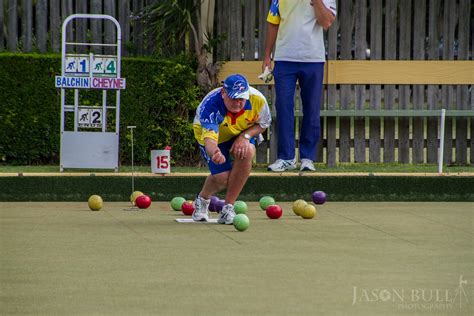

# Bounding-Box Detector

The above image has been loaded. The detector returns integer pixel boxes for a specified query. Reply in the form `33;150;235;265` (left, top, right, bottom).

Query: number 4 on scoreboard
105;59;116;75
92;57;117;76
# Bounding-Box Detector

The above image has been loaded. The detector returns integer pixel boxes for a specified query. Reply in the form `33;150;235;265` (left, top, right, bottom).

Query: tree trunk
195;0;218;90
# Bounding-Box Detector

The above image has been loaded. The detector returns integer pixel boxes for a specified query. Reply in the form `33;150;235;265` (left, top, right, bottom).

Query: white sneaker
218;204;236;225
300;159;315;171
192;196;210;222
267;158;297;172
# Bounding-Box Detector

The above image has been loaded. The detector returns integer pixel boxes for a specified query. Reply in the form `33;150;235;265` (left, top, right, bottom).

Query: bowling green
1;202;472;315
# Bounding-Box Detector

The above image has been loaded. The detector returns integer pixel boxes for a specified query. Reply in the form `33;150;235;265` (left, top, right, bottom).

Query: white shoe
300;159;315;171
218;204;236;225
192;196;210;222
267;158;297;172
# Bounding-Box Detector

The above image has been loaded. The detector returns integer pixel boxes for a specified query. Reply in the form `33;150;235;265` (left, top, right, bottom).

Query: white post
438;109;446;174
127;126;136;193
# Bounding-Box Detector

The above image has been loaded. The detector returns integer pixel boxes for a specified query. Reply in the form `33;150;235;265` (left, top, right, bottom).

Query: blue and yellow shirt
193;87;271;145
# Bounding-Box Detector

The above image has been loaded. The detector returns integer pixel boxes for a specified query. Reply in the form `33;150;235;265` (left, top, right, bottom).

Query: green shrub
0;53;202;166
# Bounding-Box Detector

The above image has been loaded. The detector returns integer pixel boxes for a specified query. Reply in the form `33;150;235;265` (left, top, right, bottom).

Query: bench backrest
218;60;474;85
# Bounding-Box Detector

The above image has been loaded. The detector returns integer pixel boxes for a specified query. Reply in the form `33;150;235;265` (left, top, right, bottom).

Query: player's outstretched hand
211;148;226;164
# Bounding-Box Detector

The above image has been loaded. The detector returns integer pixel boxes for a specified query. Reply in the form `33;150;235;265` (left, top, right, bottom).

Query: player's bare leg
199;172;229;199
224;145;255;204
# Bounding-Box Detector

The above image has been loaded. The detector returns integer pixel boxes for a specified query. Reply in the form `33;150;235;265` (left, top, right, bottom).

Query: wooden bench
218;60;474;167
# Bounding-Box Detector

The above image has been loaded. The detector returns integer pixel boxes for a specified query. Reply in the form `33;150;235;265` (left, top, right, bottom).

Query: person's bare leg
199;171;229;199
224;146;255;204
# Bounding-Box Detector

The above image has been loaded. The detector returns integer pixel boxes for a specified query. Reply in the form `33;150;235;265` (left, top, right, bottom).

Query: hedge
0;175;473;202
0;53;202;166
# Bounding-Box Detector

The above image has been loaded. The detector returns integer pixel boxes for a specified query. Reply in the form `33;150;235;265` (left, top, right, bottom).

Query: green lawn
1;201;472;315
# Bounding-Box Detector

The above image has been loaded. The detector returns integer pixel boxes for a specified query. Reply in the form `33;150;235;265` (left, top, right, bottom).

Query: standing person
263;0;336;172
192;74;271;224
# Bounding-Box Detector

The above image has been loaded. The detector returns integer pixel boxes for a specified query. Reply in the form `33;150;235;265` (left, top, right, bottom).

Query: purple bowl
215;199;226;212
209;195;219;212
312;191;327;205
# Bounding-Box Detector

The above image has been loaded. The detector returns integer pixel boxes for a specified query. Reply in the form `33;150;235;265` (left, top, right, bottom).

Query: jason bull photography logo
352;275;469;311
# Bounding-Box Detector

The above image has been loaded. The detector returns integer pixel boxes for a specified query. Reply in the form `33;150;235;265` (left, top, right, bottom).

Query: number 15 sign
151;149;170;174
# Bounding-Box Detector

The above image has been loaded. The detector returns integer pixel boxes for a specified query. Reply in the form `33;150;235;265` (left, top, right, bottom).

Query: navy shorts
199;136;256;175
